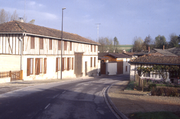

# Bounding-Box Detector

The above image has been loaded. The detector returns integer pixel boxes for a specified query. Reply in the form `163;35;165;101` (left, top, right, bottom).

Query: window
94;45;96;52
44;58;47;74
94;57;96;67
126;66;127;72
27;58;34;76
56;57;60;72
58;40;61;50
90;57;92;67
49;39;52;50
39;38;43;49
72;58;74;70
70;42;72;51
64;41;67;50
145;72;150;77
91;45;92;52
31;37;35;49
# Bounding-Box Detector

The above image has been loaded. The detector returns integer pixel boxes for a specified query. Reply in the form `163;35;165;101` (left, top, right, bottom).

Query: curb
103;83;129;119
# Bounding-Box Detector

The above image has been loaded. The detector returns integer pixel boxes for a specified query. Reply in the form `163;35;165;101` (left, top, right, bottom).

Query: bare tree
0;9;10;24
11;10;19;21
132;36;144;52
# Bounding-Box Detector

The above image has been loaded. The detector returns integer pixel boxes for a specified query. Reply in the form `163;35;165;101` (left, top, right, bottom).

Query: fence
0;70;23;81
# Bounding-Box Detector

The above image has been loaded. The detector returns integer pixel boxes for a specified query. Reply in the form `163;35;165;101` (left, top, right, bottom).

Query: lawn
129;111;180;119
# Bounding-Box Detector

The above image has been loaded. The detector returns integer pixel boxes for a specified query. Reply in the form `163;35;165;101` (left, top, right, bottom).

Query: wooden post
142;79;144;92
20;70;23;80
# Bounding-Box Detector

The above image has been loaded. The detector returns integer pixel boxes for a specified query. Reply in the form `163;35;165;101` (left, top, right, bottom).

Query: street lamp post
61;7;66;79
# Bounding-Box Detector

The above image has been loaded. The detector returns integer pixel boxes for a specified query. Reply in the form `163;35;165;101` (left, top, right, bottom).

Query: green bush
148;84;156;91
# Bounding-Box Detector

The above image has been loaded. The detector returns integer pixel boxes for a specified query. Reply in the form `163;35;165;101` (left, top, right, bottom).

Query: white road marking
44;103;50;109
53;94;59;99
62;91;66;94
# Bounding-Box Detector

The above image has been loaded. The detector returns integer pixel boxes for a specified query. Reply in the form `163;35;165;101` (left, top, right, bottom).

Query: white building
128;55;180;82
0;21;100;82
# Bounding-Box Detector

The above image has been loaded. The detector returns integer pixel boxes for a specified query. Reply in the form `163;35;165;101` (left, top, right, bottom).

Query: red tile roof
129;55;180;65
0;21;100;45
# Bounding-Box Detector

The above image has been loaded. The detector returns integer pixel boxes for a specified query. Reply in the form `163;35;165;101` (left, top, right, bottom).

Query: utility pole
96;23;101;42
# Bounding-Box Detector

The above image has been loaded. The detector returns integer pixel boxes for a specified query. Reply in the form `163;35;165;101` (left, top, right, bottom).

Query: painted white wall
0;55;20;72
106;62;117;75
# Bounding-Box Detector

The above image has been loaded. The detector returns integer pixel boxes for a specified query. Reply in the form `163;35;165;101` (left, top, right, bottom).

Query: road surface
0;75;129;119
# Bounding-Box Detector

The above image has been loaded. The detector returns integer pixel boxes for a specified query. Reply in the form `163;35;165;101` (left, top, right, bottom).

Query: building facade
0;21;99;81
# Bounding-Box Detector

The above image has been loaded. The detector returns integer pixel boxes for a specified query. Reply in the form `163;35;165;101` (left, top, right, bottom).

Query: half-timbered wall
0;35;21;54
0;34;99;80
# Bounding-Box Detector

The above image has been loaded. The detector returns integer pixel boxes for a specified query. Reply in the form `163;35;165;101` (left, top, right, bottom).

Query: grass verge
129;111;180;119
125;81;134;90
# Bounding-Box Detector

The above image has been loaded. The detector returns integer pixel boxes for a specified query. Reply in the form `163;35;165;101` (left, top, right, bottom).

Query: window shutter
35;58;38;75
27;58;30;76
67;58;70;71
90;57;92;67
94;45;96;52
44;58;47;74
72;58;74;70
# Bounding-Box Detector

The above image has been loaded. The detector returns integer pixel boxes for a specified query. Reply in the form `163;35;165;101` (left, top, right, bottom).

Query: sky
0;0;180;45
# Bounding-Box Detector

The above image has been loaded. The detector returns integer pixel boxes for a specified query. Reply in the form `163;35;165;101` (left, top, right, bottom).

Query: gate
10;71;21;81
117;61;123;74
100;61;106;74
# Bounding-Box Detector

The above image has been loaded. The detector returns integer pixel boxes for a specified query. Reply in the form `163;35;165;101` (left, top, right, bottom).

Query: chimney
18;17;24;22
148;46;150;52
163;45;165;50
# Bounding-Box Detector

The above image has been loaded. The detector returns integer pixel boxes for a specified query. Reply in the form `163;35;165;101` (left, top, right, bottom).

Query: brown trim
58;40;61;50
49;39;52;50
72;57;74;70
31;36;35;49
39;38;43;49
70;42;72;51
91;45;92;52
64;41;67;51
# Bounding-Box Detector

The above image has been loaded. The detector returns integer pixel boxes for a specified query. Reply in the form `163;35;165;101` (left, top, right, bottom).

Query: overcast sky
1;0;180;44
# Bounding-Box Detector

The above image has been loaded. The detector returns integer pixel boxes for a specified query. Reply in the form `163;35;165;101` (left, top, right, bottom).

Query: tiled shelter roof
0;21;100;45
129;55;180;65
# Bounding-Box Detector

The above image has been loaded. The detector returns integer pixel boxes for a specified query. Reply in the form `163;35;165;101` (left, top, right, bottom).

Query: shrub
148;84;156;91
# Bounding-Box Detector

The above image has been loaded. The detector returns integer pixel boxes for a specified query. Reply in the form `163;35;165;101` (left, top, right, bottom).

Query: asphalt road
0;75;129;119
